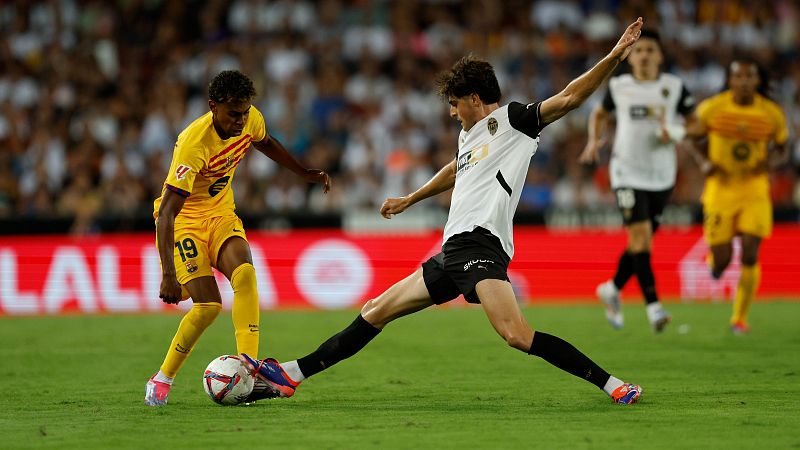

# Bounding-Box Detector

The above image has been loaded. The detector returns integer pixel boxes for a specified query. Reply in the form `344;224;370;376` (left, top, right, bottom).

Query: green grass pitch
1;301;799;449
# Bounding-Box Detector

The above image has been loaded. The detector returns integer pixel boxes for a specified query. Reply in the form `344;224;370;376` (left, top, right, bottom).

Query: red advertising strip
1;226;798;315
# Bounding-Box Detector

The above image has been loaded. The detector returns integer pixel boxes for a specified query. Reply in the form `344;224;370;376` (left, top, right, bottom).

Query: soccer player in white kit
579;29;694;332
244;18;648;405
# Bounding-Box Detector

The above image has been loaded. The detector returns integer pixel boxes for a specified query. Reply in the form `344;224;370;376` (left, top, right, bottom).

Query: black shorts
614;187;673;227
421;227;511;304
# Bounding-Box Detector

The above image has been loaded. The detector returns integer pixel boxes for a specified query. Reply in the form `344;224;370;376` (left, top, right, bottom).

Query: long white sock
603;375;624;396
154;370;174;385
281;360;306;382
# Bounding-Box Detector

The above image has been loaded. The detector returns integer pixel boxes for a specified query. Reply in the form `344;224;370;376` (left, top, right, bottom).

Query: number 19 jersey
153;107;267;222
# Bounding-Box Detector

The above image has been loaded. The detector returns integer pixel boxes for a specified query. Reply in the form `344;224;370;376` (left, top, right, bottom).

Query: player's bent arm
381;159;456;218
252;133;331;193
579;104;610;163
681;114;718;176
540;17;643;124
156;189;186;303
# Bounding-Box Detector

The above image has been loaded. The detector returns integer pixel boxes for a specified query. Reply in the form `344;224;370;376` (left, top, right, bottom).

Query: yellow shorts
703;197;772;246
157;215;248;284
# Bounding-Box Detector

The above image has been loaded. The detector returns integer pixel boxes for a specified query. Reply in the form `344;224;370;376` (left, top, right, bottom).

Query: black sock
296;314;381;378
612;251;634;290
632;251;658;305
527;331;610;390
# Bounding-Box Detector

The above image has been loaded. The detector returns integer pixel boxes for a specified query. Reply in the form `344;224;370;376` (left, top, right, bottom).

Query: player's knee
626;231;651;252
360;298;388;326
231;263;257;296
741;253;758;266
190;301;222;326
502;330;530;351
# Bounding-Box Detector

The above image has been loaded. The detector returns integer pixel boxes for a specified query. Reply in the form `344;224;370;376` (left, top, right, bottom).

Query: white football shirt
442;102;546;258
603;73;694;190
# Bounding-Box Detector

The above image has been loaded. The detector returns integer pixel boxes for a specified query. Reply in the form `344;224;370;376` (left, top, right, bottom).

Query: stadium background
1;0;799;314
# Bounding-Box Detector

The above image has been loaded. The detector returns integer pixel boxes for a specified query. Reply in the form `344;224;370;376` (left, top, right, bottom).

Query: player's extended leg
475;279;641;404
626;220;670;332
242;268;435;397
731;234;762;333
146;277;222;406
217;236;259;357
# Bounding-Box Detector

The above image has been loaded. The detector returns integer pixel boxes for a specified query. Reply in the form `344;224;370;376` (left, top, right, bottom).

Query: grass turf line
1;302;798;449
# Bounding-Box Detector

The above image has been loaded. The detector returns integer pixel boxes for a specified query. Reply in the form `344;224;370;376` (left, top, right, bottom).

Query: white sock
646;302;663;322
603;376;624;396
154;370;174;385
281;360;306;382
606;279;620;294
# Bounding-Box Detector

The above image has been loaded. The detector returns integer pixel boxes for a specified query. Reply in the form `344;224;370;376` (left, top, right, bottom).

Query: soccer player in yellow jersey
144;70;330;406
687;59;788;335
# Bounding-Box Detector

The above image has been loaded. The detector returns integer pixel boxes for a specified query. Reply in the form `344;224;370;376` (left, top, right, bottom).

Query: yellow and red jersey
153;106;266;222
696;91;788;202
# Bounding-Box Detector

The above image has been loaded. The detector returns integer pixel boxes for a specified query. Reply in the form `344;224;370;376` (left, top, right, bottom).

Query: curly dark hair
435;55;501;104
724;57;771;99
208;70;257;104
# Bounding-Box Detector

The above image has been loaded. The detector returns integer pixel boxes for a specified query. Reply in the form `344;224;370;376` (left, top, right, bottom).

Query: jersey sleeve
676;85;695;116
508;101;547;139
164;140;206;197
601;88;615;112
249;106;267;142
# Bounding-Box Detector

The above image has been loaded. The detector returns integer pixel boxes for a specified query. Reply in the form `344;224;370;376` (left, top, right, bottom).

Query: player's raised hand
304;169;331;193
612;17;643;61
380;196;410;219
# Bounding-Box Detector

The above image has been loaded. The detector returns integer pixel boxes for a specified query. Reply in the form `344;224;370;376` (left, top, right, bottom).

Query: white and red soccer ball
202;355;254;405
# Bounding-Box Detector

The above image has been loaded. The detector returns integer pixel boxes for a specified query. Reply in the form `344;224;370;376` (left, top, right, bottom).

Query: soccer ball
202;355;254;405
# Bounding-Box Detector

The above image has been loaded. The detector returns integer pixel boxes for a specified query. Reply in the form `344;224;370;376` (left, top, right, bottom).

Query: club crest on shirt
488;117;498;135
732;142;751;161
224;156;234;169
175;164;191;180
185;260;198;274
661;87;670;98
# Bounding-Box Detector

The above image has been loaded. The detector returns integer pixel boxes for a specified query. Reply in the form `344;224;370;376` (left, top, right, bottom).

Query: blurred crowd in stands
1;0;799;233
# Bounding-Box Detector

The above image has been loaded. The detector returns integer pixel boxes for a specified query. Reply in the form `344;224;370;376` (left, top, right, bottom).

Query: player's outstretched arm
156;189;187;304
540;17;643;124
381;159;456;219
253;134;331;193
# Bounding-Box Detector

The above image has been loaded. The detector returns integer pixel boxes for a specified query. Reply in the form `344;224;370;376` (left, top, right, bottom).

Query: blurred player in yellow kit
687;59;788;335
145;70;331;406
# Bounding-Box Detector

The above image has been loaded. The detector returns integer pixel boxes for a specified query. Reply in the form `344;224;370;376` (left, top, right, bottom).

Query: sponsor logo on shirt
208;176;230;197
457;144;489;175
629;104;665;120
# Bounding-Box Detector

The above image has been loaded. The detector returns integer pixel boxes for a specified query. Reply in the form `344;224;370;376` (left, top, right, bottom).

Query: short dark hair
435;55;501;104
639;28;662;48
208;70;257;104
